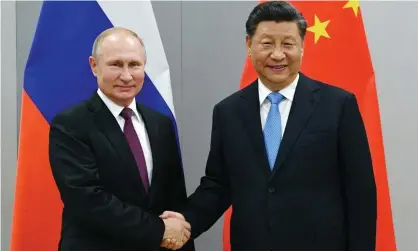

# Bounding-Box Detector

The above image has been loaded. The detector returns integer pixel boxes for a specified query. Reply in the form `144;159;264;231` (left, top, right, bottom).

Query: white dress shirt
97;89;153;184
259;74;299;136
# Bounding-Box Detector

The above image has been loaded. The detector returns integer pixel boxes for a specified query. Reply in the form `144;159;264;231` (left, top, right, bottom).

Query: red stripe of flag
11;91;62;251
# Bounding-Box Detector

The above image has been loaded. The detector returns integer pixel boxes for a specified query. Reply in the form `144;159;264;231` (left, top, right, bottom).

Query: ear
89;56;98;77
246;35;252;57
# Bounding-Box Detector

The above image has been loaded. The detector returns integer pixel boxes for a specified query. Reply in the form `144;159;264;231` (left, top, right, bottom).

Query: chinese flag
222;1;396;251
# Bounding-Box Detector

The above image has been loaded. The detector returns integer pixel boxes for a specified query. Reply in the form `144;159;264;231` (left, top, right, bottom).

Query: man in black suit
161;1;377;251
49;27;194;251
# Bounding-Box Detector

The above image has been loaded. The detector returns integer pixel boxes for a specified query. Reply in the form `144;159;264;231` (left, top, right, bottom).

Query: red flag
223;1;396;251
11;92;63;251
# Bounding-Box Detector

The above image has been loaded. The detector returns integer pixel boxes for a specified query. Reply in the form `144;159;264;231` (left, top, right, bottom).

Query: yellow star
307;15;330;44
343;0;360;17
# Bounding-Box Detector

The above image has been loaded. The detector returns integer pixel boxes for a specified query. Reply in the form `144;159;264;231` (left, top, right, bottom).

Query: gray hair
91;27;146;57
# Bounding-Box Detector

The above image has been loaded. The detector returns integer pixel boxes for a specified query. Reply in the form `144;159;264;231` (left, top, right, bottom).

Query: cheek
132;70;145;81
287;48;302;60
101;70;119;82
253;53;269;67
288;54;302;67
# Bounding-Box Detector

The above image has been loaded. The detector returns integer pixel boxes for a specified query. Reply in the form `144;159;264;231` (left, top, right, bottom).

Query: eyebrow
106;59;142;63
258;34;296;39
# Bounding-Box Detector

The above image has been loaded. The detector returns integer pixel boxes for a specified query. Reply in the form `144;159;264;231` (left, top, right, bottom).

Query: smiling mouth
268;65;286;71
116;85;134;88
115;86;135;91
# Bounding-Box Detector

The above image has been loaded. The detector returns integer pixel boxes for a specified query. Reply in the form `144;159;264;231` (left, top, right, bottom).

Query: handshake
160;211;191;250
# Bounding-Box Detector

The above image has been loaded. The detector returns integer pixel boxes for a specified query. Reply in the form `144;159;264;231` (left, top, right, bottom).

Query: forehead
254;21;300;39
100;33;145;59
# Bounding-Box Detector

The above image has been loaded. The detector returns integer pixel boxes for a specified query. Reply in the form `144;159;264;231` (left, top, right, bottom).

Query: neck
260;74;297;92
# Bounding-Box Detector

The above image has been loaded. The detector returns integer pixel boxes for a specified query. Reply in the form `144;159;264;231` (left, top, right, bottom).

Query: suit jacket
49;93;195;251
183;73;377;251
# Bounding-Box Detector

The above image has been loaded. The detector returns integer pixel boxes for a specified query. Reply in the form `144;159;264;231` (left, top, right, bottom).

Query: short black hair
245;1;307;40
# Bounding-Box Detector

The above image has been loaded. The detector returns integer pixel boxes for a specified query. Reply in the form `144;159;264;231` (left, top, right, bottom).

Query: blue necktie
264;92;284;169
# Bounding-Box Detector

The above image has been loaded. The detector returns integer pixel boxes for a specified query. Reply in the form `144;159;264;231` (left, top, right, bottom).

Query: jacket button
268;188;275;193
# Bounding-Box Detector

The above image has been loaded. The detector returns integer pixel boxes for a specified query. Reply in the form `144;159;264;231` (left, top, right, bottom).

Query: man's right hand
161;216;191;250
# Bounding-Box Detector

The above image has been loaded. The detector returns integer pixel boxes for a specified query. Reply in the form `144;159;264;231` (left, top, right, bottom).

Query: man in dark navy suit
161;2;377;251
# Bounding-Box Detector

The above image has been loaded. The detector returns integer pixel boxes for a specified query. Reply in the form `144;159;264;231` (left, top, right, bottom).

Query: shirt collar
258;73;299;106
97;88;140;119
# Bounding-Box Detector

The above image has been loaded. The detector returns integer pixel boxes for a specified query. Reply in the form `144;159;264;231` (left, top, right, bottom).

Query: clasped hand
160;211;191;250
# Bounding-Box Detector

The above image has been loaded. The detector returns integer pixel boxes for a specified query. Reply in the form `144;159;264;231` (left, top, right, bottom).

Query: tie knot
120;107;133;120
267;92;284;105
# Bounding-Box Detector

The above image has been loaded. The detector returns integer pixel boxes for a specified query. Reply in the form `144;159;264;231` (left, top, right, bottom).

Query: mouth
268;65;287;72
115;85;135;91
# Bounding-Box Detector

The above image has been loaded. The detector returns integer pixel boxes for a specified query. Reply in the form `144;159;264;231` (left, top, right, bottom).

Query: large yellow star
343;0;360;17
307;15;330;44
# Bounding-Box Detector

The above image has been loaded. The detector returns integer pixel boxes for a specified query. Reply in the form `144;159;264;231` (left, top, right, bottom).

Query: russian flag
11;1;178;250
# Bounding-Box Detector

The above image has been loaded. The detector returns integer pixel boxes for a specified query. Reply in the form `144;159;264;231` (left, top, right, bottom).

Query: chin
268;76;288;84
119;95;136;102
113;93;134;102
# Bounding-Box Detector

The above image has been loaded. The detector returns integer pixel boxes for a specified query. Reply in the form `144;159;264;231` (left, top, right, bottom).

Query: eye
261;41;273;48
261;41;273;47
109;61;122;67
283;41;295;47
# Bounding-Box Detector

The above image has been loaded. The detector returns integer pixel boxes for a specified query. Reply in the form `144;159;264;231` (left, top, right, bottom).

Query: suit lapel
238;81;272;177
270;73;321;180
89;94;147;195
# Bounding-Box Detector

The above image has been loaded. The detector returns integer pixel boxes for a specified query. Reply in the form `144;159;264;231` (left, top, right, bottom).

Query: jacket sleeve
338;93;377;251
164;117;196;251
182;104;231;239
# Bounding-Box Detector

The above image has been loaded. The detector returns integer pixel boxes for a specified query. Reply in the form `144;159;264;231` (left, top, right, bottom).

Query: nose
120;67;133;82
270;47;285;61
